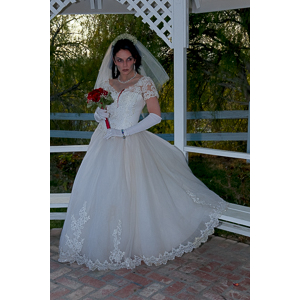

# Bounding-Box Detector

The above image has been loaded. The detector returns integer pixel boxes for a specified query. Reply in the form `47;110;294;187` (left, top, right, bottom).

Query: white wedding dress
58;76;228;270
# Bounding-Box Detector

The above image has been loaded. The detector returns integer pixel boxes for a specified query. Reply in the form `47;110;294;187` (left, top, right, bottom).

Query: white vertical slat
173;0;189;157
97;0;103;9
90;0;95;9
193;0;202;9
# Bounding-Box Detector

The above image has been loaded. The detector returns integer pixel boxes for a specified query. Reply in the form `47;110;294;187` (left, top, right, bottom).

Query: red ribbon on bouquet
104;116;111;129
86;88;114;129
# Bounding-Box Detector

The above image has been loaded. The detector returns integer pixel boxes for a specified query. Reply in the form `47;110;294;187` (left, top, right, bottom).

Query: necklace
118;72;137;84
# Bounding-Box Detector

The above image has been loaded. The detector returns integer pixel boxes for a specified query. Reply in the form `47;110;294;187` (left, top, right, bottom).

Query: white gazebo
50;0;250;236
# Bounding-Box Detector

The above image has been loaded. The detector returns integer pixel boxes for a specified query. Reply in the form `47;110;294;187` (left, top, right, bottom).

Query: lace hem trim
58;201;228;271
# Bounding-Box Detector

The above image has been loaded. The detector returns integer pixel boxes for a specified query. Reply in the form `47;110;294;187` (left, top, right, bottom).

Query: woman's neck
118;70;136;82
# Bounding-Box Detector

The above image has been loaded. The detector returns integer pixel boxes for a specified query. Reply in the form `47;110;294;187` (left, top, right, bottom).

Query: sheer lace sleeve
141;77;159;102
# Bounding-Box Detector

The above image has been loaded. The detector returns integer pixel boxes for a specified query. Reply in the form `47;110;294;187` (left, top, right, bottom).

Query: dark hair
112;39;142;79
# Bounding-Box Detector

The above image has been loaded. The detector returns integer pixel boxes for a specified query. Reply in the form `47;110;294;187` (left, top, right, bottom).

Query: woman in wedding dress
58;34;228;271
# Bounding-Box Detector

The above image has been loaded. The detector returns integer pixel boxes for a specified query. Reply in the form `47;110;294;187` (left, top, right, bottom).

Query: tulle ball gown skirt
58;126;228;270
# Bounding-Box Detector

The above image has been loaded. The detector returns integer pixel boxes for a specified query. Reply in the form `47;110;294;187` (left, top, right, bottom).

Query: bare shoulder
109;78;118;89
109;78;117;85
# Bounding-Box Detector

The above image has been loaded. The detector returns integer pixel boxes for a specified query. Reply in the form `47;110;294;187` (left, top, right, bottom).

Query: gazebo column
173;0;189;157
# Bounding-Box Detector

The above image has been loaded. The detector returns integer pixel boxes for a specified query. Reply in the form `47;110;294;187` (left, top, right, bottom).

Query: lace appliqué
183;186;207;206
59;219;142;271
182;184;228;211
140;77;159;101
107;77;158;100
106;220;142;269
142;198;228;267
58;197;227;271
109;220;125;264
59;202;90;263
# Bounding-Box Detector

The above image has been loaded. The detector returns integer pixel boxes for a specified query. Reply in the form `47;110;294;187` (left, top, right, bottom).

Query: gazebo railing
50;110;250;236
50;110;250;150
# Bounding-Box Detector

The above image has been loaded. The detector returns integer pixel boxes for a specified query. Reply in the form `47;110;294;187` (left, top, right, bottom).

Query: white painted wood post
173;0;189;157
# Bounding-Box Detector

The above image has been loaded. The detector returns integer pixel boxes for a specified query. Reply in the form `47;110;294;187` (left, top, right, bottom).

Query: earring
114;65;118;77
133;64;136;71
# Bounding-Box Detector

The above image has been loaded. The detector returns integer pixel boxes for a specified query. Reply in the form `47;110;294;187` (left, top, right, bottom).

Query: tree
51;15;89;110
186;9;250;151
50;14;170;145
50;9;250;152
50;14;170;113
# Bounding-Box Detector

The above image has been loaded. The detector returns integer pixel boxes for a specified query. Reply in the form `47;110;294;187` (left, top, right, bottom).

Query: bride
58;33;228;271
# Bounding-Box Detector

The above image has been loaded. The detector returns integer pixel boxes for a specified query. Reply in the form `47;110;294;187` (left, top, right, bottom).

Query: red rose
87;88;110;104
86;87;114;129
87;89;103;103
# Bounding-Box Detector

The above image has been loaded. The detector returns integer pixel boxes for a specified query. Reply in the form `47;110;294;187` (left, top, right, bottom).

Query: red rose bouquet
86;88;114;129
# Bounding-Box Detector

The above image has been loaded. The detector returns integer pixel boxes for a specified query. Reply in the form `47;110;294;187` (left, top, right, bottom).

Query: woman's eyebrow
116;56;133;60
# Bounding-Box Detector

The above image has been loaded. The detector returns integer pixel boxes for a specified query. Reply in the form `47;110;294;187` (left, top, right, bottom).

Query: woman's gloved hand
94;107;109;123
103;128;123;140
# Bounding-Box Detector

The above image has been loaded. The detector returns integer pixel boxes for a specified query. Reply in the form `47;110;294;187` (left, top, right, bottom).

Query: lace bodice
101;76;158;130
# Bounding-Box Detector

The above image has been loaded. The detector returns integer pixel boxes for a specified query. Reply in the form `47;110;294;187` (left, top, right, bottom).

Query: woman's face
114;49;136;76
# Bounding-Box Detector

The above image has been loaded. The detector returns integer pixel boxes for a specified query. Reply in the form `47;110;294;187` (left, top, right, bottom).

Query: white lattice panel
116;0;173;48
50;0;174;47
50;0;78;19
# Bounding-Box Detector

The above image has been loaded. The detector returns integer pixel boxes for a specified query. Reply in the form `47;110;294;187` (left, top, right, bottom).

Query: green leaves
50;9;250;152
185;9;250;152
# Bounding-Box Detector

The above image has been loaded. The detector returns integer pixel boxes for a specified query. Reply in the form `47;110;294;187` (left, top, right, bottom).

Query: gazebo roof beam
52;0;249;48
56;0;135;17
190;0;250;13
55;0;250;16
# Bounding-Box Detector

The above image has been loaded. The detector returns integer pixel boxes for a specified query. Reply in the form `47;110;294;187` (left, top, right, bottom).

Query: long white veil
94;34;169;91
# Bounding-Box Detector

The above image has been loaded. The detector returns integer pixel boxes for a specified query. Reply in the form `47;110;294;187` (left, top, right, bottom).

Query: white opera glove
103;113;161;140
94;107;109;123
123;113;161;137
